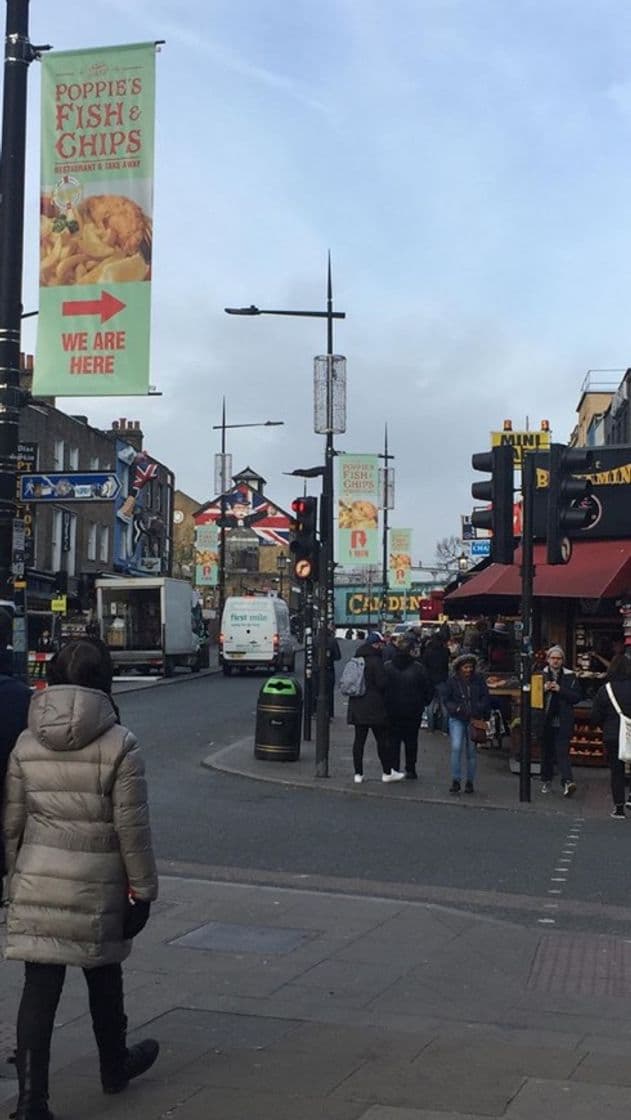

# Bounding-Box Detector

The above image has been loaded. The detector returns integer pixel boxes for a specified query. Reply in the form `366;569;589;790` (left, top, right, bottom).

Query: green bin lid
262;677;298;695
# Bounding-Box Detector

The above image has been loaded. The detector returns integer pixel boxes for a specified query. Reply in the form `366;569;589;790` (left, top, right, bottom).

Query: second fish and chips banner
35;42;156;397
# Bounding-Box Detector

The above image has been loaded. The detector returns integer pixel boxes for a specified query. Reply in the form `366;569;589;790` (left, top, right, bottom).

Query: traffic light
546;444;593;565
470;444;514;564
290;497;319;581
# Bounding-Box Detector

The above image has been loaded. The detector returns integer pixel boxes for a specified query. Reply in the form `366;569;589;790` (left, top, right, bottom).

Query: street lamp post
212;399;283;621
226;256;346;778
378;424;395;627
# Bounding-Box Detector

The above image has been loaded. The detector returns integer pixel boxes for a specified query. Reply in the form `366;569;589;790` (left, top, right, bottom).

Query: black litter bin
255;677;303;761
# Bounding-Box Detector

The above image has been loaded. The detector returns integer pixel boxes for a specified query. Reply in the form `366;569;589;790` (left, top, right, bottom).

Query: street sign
19;473;121;502
51;595;67;614
470;539;492;557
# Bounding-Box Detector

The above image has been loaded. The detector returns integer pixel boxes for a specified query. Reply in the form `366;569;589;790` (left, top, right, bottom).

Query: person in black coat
348;633;402;784
540;645;581;797
422;633;450;732
591;653;631;817
0;608;31;897
385;638;433;779
443;654;491;794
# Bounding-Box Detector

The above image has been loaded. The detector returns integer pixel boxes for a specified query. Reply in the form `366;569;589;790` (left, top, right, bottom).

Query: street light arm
225;306;345;320
212;420;284;430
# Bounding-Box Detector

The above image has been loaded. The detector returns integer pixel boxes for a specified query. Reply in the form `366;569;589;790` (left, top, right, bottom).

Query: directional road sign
19;472;121;502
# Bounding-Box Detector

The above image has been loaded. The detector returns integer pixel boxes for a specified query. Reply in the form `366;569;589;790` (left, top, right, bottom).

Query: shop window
90;455;99;471
51;509;62;571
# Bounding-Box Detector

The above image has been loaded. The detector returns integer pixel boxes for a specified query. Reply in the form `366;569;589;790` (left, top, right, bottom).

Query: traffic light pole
303;580;314;741
519;451;535;803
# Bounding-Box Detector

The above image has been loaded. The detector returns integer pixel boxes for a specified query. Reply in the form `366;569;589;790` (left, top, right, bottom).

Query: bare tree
434;535;462;569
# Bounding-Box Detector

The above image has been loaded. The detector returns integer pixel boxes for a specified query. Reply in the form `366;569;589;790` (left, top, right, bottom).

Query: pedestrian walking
313;626;341;718
348;632;403;784
34;630;55;680
385;636;433;779
3;638;160;1120
591;653;631;818
540;645;580;797
422;631;450;732
0;608;31;906
444;654;491;794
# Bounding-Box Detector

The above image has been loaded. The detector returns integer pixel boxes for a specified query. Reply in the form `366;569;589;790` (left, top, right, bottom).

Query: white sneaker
540;782;550;794
382;770;405;783
353;774;364;784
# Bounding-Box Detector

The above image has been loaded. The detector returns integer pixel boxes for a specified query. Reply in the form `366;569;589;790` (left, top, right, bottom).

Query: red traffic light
291;498;309;515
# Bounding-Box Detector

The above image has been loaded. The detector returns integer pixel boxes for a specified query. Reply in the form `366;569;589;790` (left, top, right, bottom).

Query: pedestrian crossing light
470;444;514;565
290;496;319;581
546;444;593;565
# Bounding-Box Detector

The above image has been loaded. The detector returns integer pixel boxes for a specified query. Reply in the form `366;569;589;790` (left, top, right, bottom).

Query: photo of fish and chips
338;499;379;531
40;192;152;287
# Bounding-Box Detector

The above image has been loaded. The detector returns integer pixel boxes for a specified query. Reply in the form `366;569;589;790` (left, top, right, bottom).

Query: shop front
445;539;631;769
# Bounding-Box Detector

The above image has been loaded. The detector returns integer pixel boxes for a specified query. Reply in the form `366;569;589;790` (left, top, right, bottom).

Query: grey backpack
339;656;366;697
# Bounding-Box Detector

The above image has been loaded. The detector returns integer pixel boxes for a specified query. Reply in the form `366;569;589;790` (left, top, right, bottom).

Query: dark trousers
541;723;573;784
605;739;626;807
17;961;125;1058
352;724;393;775
390;720;421;773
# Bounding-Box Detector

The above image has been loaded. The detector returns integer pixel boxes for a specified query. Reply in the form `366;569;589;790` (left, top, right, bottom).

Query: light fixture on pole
212;399;284;621
225;256;346;778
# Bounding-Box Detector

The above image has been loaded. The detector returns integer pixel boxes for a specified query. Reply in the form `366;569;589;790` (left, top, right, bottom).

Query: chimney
111;417;144;452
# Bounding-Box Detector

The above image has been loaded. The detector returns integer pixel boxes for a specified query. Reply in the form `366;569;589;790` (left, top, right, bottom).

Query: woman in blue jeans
443;654;491;794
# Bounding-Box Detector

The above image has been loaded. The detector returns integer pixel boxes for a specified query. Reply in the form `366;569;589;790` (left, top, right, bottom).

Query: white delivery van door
222;599;275;662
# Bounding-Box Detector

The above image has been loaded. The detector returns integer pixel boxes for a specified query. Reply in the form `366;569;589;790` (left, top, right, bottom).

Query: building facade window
89;455;99;471
99;525;110;563
51;509;63;571
87;522;97;561
69;446;79;470
53;440;64;471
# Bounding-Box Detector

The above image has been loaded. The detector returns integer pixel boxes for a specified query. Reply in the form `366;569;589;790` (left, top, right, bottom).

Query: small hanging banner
35;42;156;397
389;528;412;588
337;453;380;568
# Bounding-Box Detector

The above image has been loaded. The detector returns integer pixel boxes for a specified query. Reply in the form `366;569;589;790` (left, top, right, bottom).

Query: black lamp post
226;257;346;778
212;398;283;620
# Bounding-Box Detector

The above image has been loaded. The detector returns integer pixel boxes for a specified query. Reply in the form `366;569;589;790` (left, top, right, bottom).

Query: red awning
447;539;631;603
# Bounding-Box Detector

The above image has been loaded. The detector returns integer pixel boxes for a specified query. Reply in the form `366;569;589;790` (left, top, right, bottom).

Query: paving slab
505;1077;631;1117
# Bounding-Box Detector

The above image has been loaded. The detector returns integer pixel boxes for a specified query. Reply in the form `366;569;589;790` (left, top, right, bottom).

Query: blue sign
470;539;491;557
20;472;121;502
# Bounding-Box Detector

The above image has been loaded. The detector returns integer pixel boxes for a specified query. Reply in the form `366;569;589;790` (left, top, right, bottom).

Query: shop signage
491;429;550;465
389;528;412;588
533;445;631;540
195;523;218;587
51;595;67;614
16;441;37;567
34;43;157;397
337;454;379;567
20;472;121;502
471;539;491;557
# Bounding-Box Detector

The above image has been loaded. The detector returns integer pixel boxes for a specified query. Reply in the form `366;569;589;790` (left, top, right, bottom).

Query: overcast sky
17;0;631;564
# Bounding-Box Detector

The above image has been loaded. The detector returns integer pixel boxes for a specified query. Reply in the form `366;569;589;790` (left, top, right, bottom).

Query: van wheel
222;664;232;677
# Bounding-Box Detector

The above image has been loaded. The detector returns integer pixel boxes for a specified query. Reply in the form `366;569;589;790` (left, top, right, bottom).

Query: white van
220;597;295;676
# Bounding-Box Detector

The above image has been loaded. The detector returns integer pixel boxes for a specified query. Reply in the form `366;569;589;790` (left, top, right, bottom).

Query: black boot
101;1039;160;1094
13;1049;55;1120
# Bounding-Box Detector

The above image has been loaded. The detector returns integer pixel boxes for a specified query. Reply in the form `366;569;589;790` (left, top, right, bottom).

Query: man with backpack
342;632;403;784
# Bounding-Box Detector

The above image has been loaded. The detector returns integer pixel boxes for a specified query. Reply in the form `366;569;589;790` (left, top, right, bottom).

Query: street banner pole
519;451;535;802
0;0;38;679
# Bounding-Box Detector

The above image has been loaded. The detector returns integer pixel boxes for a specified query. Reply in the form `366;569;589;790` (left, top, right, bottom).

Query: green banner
337;453;379;567
34;43;156;397
195;524;219;587
389;528;412;588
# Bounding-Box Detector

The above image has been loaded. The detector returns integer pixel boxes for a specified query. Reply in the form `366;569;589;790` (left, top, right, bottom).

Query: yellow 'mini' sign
491;430;550;465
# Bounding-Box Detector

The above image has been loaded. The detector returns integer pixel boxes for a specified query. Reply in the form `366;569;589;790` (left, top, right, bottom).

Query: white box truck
96;577;207;676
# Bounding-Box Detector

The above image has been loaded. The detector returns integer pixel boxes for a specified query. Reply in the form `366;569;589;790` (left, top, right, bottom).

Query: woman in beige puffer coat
3;639;159;1120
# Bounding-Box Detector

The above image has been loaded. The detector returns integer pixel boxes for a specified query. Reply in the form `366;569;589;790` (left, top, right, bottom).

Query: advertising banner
337;454;379;567
491;429;550;466
16;442;37;567
35;43;156;397
389;528;412;588
195;524;219;587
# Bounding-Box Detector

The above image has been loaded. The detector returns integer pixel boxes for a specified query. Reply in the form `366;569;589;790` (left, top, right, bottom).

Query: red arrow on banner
62;291;126;324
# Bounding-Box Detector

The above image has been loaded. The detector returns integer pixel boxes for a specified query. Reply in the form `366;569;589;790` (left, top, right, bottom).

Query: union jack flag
196;485;291;546
133;459;158;491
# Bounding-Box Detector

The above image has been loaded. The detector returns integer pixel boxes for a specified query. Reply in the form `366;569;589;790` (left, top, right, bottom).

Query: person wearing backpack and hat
591;653;631;818
348;632;403;784
540;645;581;797
443;654;491;794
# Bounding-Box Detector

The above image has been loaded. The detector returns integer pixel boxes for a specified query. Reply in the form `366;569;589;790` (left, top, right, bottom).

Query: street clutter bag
469;718;488;744
605;683;631;762
339;656;366;697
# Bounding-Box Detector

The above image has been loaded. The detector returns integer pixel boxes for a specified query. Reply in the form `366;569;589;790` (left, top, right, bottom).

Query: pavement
204;708;614;820
111;648;222;695
2;694;629;1119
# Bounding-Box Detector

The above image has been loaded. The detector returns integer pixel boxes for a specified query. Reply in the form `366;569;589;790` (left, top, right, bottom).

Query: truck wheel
164;657;174;678
222;664;233;677
191;654;201;673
